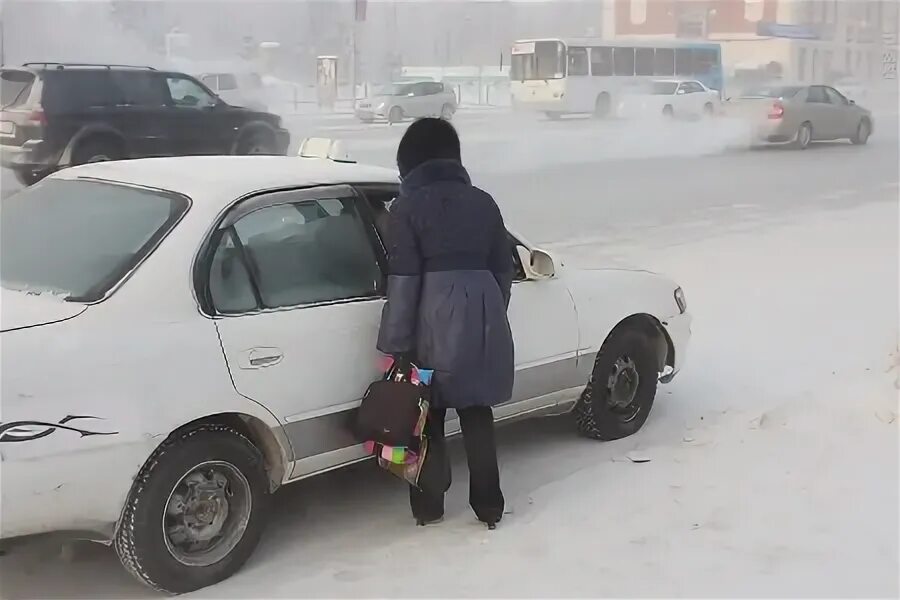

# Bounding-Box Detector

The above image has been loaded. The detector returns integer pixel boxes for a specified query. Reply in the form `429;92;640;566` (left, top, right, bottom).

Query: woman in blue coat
377;118;514;529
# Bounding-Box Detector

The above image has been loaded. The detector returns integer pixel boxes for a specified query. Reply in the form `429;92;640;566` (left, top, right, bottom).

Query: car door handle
240;347;284;369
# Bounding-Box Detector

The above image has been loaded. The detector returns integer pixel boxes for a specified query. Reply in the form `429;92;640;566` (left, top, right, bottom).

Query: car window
681;82;702;93
217;73;238;91
227;198;381;309
1;180;188;303
42;70;120;112
806;86;829;103
652;81;678;95
112;71;168;107
208;230;258;314
166;75;216;108
200;74;218;90
1;70;35;108
825;87;848;105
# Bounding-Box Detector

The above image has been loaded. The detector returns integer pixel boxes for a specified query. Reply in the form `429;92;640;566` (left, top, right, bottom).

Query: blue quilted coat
376;159;514;409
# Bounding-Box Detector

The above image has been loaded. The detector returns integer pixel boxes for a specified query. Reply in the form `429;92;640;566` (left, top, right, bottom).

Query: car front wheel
851;119;871;145
574;328;659;441
114;424;270;594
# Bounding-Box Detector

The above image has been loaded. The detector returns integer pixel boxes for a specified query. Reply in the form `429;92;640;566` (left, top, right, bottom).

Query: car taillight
27;107;47;126
768;101;784;120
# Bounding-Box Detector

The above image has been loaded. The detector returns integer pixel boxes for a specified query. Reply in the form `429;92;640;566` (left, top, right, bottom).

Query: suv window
42;70;120;112
1;70;35;108
112;71;168;107
213;197;381;312
166;75;216;108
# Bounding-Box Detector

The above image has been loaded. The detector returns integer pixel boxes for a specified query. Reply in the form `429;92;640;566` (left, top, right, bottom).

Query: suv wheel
237;131;276;155
73;137;123;166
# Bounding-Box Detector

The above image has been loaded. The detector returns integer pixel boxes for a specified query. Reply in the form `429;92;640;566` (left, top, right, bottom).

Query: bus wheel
593;93;611;119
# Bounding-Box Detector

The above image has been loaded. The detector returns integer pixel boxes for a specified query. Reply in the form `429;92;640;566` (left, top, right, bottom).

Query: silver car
355;81;457;124
727;84;873;149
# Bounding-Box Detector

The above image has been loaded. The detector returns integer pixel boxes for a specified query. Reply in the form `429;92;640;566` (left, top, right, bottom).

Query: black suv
1;63;290;185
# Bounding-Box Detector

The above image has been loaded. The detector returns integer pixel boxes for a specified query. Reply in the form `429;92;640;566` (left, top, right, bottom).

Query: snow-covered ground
1;193;895;598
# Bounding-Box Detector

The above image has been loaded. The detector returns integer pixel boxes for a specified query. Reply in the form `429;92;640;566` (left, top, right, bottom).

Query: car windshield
651;82;679;95
0;180;189;302
740;86;802;99
1;70;35;108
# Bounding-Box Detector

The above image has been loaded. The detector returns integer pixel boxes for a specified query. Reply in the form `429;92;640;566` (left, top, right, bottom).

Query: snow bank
0;201;896;598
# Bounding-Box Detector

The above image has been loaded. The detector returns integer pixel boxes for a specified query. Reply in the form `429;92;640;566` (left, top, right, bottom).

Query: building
603;0;898;89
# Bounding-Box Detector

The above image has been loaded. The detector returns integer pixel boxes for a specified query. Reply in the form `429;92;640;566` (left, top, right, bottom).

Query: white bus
510;37;724;118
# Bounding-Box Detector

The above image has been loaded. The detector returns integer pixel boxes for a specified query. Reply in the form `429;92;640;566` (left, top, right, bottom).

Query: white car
0;152;691;593
618;79;720;119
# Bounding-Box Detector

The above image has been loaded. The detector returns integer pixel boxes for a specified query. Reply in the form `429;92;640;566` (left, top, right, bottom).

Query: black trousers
409;406;504;524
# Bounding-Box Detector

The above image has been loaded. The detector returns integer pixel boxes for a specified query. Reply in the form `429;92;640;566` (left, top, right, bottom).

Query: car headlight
674;287;687;314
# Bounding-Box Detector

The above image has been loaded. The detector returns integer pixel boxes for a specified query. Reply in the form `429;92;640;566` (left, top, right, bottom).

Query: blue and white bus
510;37;723;118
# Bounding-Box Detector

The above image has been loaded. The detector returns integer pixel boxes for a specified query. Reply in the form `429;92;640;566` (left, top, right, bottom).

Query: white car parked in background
618;78;720;119
0;150;691;593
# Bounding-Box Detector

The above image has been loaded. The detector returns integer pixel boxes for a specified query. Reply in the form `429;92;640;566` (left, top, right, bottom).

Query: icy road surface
0;110;897;598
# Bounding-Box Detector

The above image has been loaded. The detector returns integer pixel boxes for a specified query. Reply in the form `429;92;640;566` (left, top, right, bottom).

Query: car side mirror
516;246;555;280
849;99;856;105
676;89;686;95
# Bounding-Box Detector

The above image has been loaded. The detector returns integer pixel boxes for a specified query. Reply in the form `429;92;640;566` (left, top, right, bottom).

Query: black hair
396;117;461;177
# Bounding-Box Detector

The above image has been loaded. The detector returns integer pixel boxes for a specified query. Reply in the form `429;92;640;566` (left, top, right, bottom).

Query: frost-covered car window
0;180;188;302
231;198;381;308
651;81;678;95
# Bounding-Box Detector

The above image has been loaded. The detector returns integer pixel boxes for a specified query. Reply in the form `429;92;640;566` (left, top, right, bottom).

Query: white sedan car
618;79;721;119
0;153;691;593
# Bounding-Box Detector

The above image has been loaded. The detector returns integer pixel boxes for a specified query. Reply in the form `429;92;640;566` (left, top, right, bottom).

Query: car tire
662;105;674;118
237;131;277;155
794;122;813;150
574;328;659;441
440;104;454;120
388;106;404;124
72;137;124;166
593;93;611;119
851;119;871;145
13;169;47;187
114;424;270;594
703;102;715;116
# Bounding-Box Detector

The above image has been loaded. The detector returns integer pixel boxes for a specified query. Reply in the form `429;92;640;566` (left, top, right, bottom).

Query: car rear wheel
794;122;813;149
388;106;404;124
72;137;123;166
114;424;270;594
851;119;870;145
662;105;674;118
574;328;659;441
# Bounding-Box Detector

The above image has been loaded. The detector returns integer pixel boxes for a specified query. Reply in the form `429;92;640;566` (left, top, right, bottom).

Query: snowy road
0;110;897;598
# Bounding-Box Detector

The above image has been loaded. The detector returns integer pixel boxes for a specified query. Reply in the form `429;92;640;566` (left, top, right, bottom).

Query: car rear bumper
0;139;59;172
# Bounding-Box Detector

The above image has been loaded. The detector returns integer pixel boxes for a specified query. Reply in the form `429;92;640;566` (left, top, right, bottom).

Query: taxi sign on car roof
298;137;354;163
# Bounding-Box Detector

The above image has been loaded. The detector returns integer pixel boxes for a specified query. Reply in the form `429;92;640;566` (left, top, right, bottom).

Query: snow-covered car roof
54;156;399;218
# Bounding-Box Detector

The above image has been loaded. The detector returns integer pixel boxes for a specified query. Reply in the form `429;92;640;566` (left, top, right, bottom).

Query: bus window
692;48;718;75
635;48;654;76
654;48;675;76
675;48;693;76
511;40;565;80
568;47;589;76
590;47;613;76
613;48;635;76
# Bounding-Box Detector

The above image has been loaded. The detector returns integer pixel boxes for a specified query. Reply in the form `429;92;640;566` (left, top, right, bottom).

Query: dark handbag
355;363;425;447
